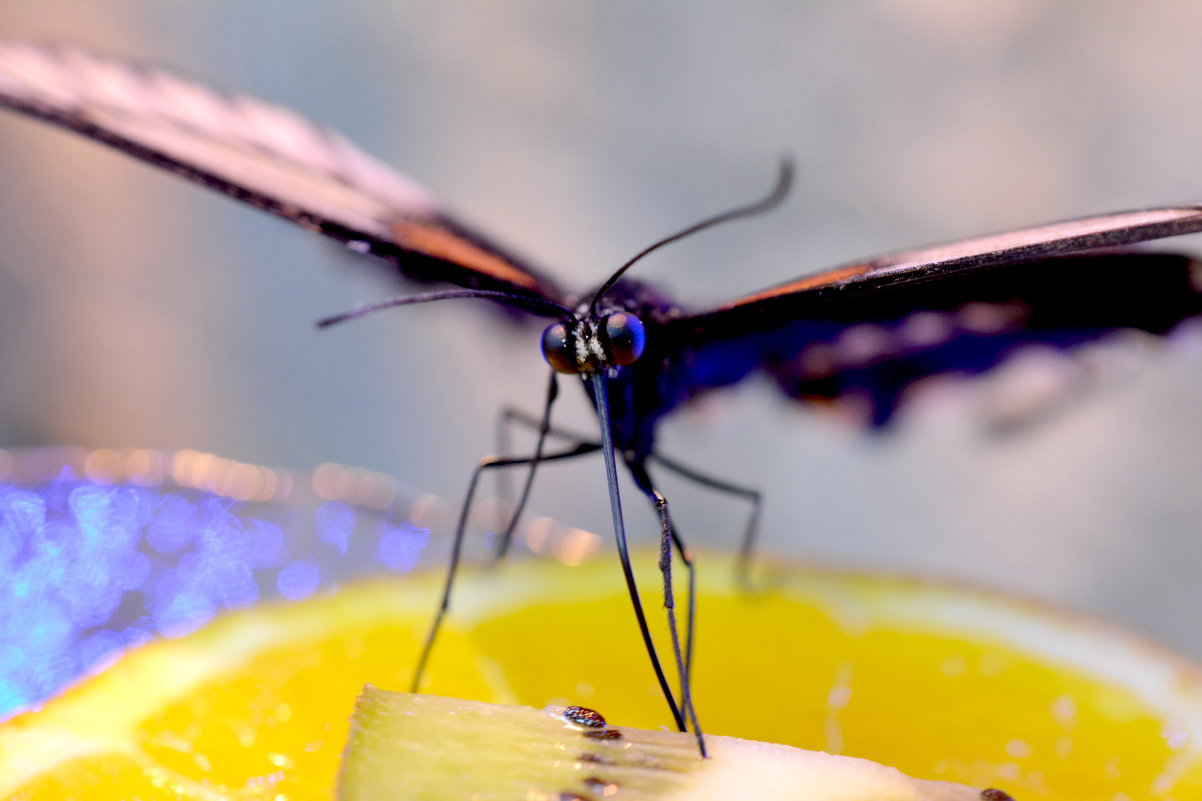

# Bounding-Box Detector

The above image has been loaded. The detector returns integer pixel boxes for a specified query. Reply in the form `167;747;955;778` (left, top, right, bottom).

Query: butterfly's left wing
660;207;1202;426
0;41;566;309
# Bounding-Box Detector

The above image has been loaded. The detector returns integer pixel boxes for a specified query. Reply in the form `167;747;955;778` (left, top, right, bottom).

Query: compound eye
603;312;646;367
541;321;580;374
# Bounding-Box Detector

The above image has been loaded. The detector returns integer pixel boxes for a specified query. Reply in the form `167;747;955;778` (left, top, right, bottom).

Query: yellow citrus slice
1;552;1200;800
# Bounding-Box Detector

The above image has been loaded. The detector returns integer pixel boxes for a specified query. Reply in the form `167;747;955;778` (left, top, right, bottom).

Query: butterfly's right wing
0;41;567;310
660;208;1202;427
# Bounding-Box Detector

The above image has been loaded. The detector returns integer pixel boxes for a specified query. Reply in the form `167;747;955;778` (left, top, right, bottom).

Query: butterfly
4;41;1202;754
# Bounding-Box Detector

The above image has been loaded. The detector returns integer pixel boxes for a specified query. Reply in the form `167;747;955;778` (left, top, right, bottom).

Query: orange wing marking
389;220;544;292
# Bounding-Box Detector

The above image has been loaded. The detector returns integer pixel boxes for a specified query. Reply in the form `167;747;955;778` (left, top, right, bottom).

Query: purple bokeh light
0;452;432;720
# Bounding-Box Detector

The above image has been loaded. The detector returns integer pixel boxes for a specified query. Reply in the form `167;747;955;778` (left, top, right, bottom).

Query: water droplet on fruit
563;705;607;729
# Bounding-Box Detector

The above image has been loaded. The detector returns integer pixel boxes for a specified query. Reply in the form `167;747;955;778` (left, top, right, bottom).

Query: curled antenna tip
776;154;795;190
315;312;352;329
589;158;797;313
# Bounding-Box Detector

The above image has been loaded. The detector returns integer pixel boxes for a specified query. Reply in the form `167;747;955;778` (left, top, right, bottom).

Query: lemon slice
1;553;1200;799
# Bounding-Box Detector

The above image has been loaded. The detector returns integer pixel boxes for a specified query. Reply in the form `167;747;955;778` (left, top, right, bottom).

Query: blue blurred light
0;460;431;720
147;493;198;553
245;518;286;568
317;501;354;555
377;523;429;572
277;560;322;601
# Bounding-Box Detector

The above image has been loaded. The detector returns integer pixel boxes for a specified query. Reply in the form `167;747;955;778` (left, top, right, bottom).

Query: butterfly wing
0;41;566;308
662;209;1202;426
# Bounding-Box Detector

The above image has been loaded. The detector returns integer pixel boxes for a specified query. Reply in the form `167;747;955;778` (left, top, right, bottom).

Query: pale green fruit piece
338;688;1009;801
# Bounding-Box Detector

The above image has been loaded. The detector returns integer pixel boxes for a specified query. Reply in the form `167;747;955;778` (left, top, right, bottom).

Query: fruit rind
686;736;984;801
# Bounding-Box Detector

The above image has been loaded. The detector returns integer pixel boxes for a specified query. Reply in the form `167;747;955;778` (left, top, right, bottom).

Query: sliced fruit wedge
338;688;1003;801
2;553;1201;799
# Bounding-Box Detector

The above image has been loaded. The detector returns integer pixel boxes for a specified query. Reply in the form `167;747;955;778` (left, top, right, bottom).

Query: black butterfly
4;42;1202;754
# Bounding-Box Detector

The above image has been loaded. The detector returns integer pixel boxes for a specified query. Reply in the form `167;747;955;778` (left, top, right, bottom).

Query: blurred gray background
3;2;1202;656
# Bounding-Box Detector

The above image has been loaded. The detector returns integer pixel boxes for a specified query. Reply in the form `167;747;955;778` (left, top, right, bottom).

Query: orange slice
1;553;1200;799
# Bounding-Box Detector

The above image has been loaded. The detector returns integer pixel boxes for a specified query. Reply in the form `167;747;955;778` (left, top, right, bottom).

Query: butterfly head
539;158;791;379
541;311;646;376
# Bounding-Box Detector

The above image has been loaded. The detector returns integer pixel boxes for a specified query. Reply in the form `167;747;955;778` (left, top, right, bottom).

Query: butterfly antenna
589;157;795;316
317;289;573;329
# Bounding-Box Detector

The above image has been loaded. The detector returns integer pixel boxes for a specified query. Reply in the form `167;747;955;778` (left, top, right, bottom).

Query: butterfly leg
495;389;699;745
650;452;763;591
493;407;615;551
495;396;702;747
486;374;571;566
493;408;524;514
410;437;600;693
587;375;699;752
496;420;762;584
497;407;599;451
623;458;705;755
